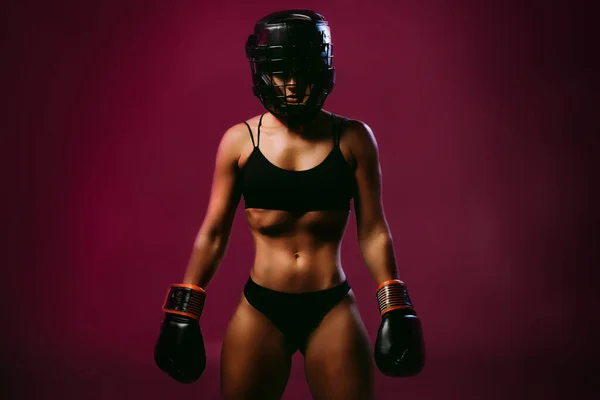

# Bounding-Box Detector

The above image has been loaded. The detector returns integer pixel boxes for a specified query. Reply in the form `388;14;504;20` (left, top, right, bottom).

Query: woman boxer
154;10;425;400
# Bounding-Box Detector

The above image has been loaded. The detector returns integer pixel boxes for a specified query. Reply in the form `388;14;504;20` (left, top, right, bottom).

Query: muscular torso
238;111;356;292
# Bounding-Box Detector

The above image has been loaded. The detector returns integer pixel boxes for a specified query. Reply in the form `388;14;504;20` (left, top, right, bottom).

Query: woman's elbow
195;221;231;249
358;226;393;247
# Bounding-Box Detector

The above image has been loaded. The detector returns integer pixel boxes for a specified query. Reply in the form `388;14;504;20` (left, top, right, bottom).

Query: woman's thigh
220;295;293;400
303;292;374;400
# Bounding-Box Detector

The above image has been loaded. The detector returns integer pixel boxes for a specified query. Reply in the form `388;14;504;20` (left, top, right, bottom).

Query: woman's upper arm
348;120;388;237
199;124;246;237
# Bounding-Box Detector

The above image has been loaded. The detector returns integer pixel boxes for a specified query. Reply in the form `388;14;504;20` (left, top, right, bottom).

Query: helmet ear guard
245;10;336;127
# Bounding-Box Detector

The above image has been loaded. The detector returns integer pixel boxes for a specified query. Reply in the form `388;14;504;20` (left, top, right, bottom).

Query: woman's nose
284;77;297;89
285;79;297;94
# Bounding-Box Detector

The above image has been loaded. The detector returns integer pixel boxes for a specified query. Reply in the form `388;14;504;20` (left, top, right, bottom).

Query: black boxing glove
154;283;207;383
374;279;425;377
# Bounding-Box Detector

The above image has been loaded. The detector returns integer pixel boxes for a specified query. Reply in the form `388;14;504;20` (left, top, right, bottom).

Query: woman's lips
286;96;306;103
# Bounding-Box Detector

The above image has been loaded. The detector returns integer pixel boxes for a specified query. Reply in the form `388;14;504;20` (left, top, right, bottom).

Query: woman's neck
265;110;332;138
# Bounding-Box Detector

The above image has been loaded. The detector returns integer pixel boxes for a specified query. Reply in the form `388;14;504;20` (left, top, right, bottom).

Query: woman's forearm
358;229;400;284
182;229;231;288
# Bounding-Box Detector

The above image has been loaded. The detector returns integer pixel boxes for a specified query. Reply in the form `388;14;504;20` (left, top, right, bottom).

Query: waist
249;251;346;293
244;275;351;300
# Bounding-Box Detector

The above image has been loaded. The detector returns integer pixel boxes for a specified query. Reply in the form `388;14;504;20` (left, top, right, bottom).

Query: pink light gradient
4;0;597;398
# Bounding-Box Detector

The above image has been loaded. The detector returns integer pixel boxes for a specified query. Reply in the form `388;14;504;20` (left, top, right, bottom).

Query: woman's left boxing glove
374;279;426;377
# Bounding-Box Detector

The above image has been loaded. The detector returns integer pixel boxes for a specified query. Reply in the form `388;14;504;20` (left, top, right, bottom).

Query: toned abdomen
244;208;351;292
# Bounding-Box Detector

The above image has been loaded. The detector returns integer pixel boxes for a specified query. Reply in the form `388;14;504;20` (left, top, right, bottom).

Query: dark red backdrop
3;0;598;399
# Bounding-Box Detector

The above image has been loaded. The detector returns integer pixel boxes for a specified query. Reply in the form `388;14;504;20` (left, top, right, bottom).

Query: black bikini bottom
243;276;352;354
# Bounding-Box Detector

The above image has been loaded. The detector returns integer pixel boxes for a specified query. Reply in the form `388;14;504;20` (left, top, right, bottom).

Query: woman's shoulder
220;114;263;146
335;115;377;151
213;115;264;167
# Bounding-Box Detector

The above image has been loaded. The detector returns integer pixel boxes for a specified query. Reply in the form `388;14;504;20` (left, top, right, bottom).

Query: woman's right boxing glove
154;283;207;384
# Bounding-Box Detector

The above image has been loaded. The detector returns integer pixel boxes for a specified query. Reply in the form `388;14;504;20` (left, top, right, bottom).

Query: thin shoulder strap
333;115;348;146
257;114;265;148
243;121;255;147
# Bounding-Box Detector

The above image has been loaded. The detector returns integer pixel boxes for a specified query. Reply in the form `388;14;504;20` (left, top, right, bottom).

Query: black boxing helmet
245;10;336;127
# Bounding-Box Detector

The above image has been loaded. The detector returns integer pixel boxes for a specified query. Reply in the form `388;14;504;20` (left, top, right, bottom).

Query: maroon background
3;0;598;399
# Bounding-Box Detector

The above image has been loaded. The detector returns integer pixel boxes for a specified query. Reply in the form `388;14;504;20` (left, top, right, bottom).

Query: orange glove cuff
376;279;415;317
162;283;206;320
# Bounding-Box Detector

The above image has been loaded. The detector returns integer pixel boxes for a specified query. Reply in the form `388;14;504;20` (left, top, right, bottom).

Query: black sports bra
242;114;356;212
